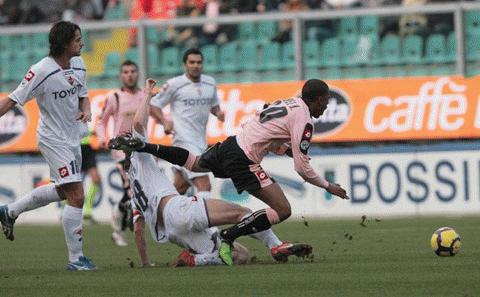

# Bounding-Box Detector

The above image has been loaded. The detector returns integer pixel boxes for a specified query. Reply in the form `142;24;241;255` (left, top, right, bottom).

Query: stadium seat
256;21;277;42
465;11;480;36
103;52;122;78
341;35;361;66
238;22;256;41
425;34;447;63
429;65;452;76
31;33;49;49
0;35;12;56
147;45;162;75
11;35;29;53
446;31;456;62
238;40;258;71
321;37;340;67
218;42;239;72
159;47;181;75
342;67;364;79
364;66;385;78
359;16;379;36
104;3;126;20
201;44;219;73
466;34;480;61
380;35;401;65
125;48;139;64
322;67;342;80
401;34;423;64
338;17;358;37
31;48;48;65
259;42;281;71
280;41;295;70
304;40;320;68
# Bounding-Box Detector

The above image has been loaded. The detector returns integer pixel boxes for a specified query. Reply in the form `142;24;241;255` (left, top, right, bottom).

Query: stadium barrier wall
0;142;478;224
1;75;480;153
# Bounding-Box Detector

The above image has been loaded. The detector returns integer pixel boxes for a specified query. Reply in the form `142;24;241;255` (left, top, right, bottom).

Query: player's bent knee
275;206;291;222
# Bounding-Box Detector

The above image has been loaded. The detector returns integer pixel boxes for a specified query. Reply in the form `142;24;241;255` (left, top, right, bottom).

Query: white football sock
63;205;84;262
194;252;224;266
249;229;283;249
111;204;123;233
195;191;212;200
8;184;61;219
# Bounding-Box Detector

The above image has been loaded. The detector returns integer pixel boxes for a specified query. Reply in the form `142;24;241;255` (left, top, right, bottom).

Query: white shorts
38;140;82;185
163;195;219;254
172;165;209;181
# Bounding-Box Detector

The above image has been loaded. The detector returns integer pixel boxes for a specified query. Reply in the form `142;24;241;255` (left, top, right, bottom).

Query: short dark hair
182;48;203;63
48;21;81;57
301;79;329;101
120;60;138;71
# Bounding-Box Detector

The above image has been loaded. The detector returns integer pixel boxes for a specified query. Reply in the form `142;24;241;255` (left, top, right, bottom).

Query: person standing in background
97;60;144;246
149;48;225;201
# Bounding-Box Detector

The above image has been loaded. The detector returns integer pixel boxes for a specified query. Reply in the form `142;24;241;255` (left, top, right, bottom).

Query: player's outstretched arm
133;216;154;268
0;97;17;118
133;79;156;135
150;105;173;134
210;105;225;122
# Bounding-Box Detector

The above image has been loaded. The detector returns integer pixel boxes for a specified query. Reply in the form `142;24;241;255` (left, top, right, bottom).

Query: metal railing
1;1;480;85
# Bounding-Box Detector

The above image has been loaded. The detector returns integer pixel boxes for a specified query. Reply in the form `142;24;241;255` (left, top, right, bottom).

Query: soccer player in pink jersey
112;79;348;265
97;60;145;246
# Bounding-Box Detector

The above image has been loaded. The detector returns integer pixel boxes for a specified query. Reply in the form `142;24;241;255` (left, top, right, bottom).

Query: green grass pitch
0;216;479;297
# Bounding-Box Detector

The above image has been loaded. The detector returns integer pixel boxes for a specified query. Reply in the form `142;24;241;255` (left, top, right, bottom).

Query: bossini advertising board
0;144;479;224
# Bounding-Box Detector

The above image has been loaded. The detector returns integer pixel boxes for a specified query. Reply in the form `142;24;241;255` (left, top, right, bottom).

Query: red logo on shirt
255;170;269;181
24;70;35;81
58;166;69;178
192;196;198;202
67;76;74;85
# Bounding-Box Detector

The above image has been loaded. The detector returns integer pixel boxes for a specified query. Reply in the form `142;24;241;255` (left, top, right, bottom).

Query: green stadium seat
341;35;361;66
338;17;358;37
0;51;12;82
31;48;48;65
125;48;139;64
380;35;401;65
446;31;456;62
82;31;92;52
280;41;295;70
238;22;256;41
321;37;340;67
384;66;406;77
11;35;29;52
304;40;321;68
238;41;258;71
429;65;452;76
147;45;162;75
201;44;219;73
218;42;238;72
466;34;480;61
465;11;480;36
406;66;429;77
259;42;281;71
425;34;447;63
103;52;122;78
145;27;162;44
359;16;379;36
104;3;126;20
159;47;181;75
401;34;423;64
0;35;12;54
256;21;277;42
31;33;49;49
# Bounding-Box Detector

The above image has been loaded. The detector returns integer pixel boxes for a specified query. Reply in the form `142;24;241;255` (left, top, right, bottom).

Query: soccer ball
430;227;461;257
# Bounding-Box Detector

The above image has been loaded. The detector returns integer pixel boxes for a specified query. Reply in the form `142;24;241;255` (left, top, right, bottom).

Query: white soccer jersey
129;130;178;243
9;56;89;145
150;74;219;155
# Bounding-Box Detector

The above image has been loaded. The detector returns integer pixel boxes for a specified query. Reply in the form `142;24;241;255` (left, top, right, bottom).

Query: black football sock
138;143;189;166
220;209;272;242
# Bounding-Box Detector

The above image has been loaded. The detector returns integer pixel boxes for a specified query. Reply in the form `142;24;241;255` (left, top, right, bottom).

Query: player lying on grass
108;79;349;265
109;79;312;267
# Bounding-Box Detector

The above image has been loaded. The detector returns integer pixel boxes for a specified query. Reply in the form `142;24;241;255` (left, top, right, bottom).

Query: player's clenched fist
326;182;349;200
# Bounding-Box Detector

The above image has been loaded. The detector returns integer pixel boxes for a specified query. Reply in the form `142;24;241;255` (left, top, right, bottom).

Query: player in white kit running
150;48;224;200
109;79;312;267
0;21;96;271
